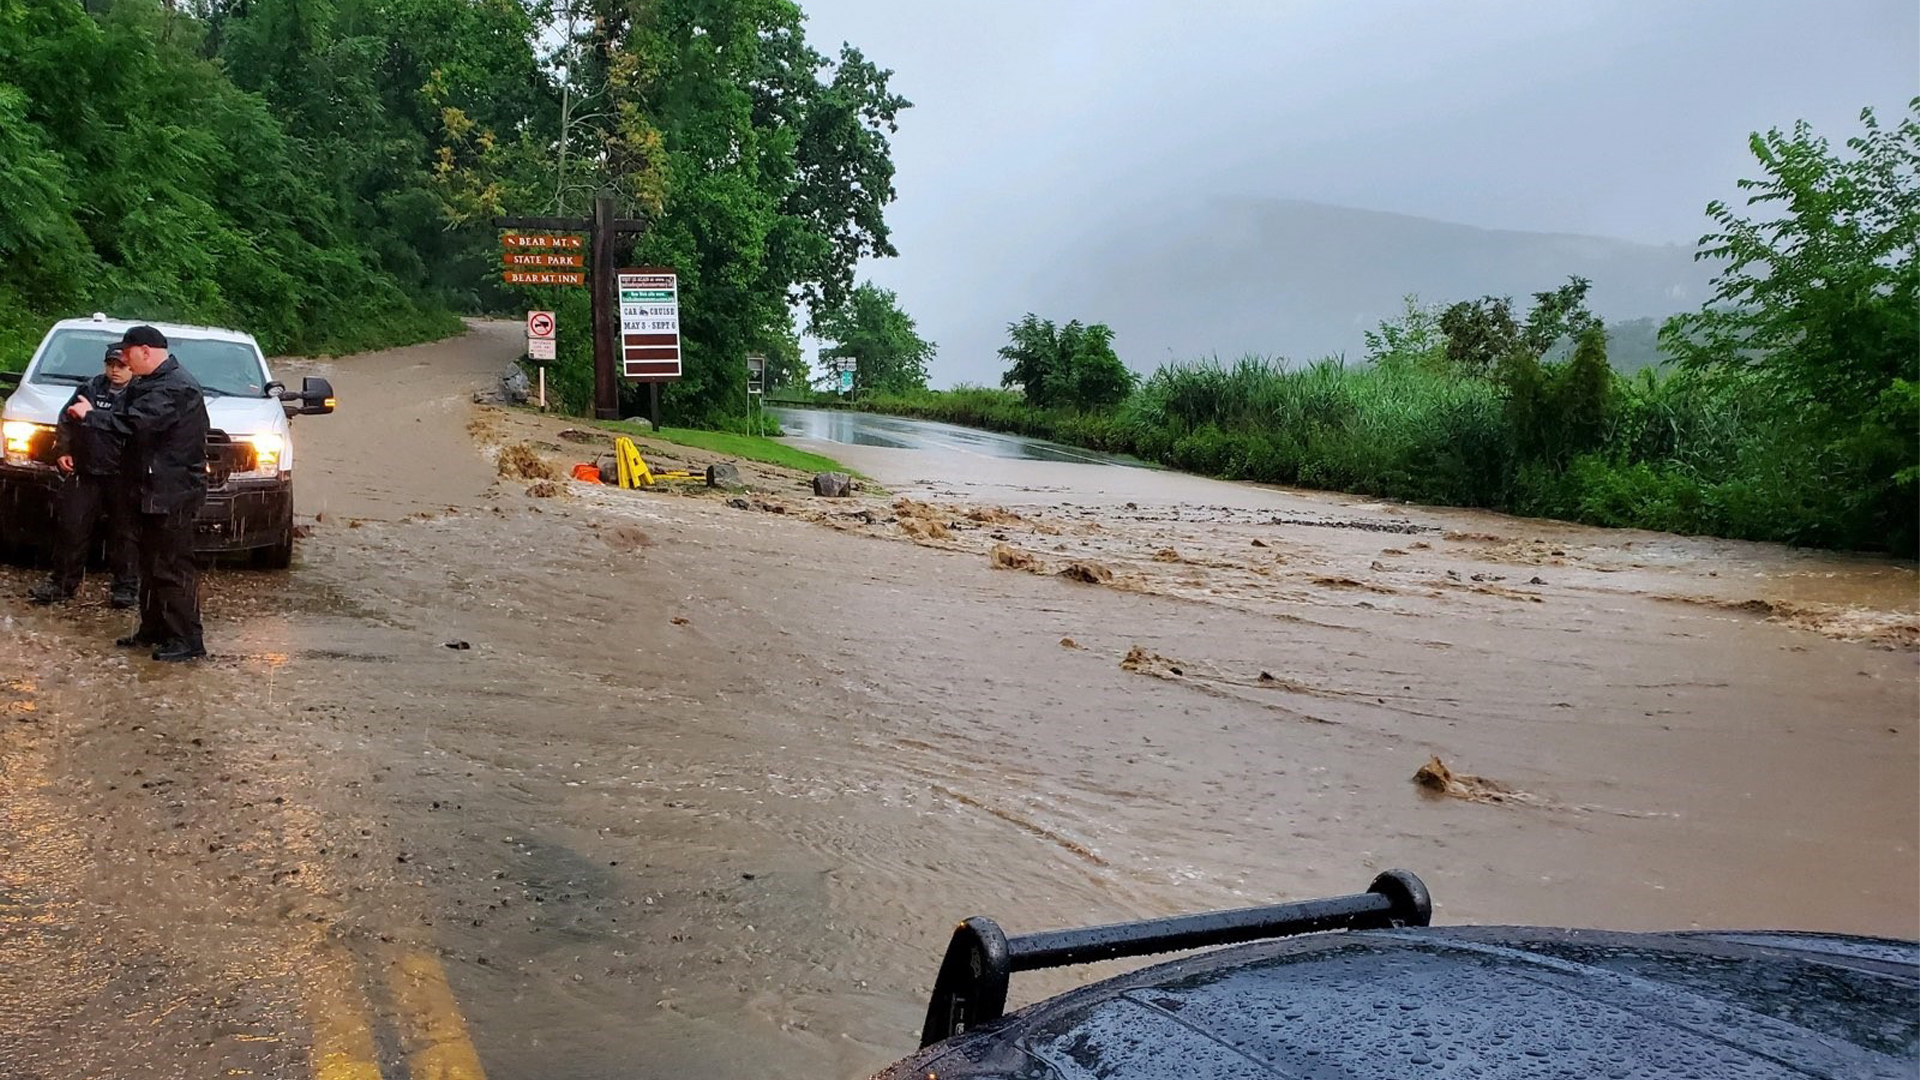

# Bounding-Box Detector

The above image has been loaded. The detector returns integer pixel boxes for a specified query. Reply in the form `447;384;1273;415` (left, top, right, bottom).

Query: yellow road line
386;950;489;1080
306;936;384;1080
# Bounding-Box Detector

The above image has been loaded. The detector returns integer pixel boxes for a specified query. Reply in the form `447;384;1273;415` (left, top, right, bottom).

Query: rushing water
3;327;1913;1079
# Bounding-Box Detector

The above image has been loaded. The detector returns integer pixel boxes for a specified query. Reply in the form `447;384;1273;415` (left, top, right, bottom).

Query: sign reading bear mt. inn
619;268;682;381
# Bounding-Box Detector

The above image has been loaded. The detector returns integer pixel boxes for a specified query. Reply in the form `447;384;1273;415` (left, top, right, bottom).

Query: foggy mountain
940;197;1715;379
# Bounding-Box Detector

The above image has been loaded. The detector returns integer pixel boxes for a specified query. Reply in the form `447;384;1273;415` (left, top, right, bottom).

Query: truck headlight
2;421;53;466
235;432;285;476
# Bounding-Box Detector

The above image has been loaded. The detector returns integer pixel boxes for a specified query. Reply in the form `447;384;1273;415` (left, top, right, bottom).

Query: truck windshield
31;328;268;398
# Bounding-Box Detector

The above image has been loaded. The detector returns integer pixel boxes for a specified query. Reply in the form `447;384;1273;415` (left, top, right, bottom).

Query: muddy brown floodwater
2;320;1915;1080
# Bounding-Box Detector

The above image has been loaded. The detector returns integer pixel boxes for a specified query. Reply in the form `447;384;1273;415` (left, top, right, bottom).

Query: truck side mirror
300;377;336;416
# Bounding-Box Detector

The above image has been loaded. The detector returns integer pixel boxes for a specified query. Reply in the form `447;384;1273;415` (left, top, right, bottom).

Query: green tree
1663;100;1919;551
998;314;1135;411
1555;325;1613;457
1057;321;1134;410
813;283;934;394
1437;296;1520;375
1364;294;1449;372
998;315;1062;405
1521;276;1602;356
0;0;459;365
494;0;909;422
1439;276;1598;376
217;0;550;310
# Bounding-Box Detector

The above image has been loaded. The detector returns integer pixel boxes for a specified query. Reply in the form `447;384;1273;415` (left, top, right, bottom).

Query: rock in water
501;368;532;405
706;461;742;488
813;472;852;498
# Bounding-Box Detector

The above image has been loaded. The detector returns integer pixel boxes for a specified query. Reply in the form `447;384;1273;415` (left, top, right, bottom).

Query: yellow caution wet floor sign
614;437;652;488
613;436;699;489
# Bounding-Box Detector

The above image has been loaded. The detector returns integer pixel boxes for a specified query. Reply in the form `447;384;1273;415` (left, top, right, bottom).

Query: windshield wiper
37;373;88;385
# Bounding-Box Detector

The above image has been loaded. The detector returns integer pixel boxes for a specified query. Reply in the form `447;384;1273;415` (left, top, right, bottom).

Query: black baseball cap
103;343;127;364
120;325;167;349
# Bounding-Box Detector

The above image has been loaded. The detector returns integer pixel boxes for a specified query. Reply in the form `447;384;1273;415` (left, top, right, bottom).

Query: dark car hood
879;926;1918;1080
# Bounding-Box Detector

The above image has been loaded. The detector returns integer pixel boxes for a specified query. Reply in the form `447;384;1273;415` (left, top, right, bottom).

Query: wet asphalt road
1;323;1915;1079
768;406;1141;466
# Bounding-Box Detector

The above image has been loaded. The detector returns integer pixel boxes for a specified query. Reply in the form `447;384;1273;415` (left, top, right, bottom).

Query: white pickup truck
0;315;334;569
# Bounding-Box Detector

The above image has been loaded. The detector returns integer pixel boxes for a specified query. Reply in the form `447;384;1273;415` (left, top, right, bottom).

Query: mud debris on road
1413;755;1526;805
2;325;1915;1080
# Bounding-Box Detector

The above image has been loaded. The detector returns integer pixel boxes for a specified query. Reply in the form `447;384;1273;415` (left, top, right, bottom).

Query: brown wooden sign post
493;194;649;421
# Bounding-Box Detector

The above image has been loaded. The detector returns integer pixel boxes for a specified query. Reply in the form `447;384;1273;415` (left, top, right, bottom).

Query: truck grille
204;431;255;487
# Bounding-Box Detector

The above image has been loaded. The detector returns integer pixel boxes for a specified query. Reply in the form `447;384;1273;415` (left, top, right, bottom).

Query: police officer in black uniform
29;343;139;607
67;325;211;662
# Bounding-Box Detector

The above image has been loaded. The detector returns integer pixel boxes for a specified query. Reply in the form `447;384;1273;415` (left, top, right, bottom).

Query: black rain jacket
82;356;210;514
54;374;131;476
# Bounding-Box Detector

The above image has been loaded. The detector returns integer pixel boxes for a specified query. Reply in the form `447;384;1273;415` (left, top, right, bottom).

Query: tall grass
860;357;1910;554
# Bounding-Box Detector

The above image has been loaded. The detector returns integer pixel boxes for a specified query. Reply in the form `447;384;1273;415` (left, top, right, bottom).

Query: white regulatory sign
618;268;682;381
526;310;557;339
528;338;557;361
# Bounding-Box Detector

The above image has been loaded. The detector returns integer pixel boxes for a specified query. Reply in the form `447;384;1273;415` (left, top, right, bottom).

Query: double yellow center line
307;936;488;1080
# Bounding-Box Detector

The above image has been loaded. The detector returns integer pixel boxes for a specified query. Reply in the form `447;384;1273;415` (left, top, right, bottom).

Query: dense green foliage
1662;102;1918;553
868;105;1918;555
998;314;1136;411
494;0;911;423
812;282;935;394
2;0;912;432
0;0;472;366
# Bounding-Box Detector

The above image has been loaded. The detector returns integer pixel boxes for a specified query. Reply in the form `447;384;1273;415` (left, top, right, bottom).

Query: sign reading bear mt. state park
493;198;649;420
503;252;585;269
501;235;585;249
499;232;587;288
619;269;681;382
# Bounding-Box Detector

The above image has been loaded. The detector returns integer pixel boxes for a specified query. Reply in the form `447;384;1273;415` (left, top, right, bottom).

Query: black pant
51;474;138;595
136;499;203;647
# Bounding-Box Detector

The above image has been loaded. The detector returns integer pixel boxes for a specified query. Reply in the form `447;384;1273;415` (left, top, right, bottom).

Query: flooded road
770;405;1141;466
2;332;1915;1079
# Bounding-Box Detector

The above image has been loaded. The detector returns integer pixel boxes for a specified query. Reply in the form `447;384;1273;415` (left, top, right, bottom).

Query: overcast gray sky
795;0;1919;386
